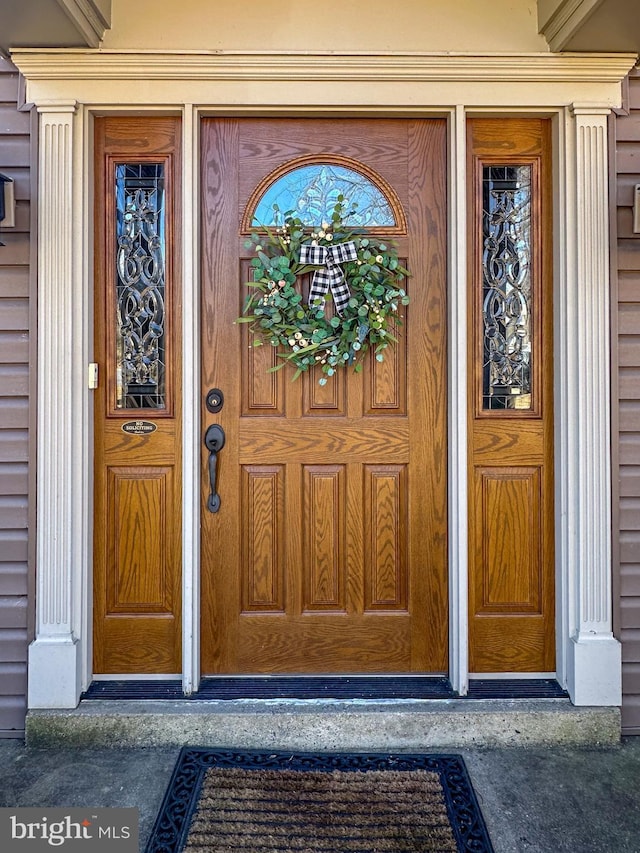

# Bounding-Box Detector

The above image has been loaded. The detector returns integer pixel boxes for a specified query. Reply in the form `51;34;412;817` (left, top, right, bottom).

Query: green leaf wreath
237;197;410;385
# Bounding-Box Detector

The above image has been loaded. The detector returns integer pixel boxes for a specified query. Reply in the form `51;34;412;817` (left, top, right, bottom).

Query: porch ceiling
538;0;640;53
1;0;111;57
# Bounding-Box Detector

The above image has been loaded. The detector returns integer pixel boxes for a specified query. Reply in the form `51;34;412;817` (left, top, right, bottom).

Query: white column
28;101;86;709
563;104;621;706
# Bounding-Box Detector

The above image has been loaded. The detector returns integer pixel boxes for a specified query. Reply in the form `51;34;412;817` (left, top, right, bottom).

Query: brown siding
615;67;640;734
0;57;30;738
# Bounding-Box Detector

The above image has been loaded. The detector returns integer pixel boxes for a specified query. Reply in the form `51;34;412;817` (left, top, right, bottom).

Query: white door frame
14;50;633;708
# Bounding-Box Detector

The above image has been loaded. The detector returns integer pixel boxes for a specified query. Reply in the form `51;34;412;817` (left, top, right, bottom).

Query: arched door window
243;156;406;233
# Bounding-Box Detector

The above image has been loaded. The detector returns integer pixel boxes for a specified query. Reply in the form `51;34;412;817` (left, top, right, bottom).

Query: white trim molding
448;105;469;697
28;100;88;709
561;103;622;706
11;49;635;84
12;50;637;110
181;105;200;695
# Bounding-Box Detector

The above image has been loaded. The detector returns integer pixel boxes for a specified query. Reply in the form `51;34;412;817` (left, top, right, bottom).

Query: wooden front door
200;118;448;674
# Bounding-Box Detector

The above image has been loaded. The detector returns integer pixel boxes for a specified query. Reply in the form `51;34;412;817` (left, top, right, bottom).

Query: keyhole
206;388;224;413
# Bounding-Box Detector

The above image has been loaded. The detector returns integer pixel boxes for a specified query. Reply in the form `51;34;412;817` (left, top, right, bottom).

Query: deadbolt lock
206;388;224;413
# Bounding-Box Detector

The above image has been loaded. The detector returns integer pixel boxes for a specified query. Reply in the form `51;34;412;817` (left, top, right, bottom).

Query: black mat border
144;747;494;853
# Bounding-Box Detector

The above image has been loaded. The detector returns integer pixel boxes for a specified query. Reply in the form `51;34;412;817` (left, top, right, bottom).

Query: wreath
237;198;410;384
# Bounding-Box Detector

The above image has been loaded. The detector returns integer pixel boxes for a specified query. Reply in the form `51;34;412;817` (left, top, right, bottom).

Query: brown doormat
145;749;494;853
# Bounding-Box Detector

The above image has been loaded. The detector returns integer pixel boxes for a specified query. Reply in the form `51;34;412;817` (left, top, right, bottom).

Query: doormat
145;748;494;853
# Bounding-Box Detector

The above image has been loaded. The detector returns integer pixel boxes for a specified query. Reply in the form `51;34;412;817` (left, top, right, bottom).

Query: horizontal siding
628;80;640;110
0;76;20;101
0;662;27;693
621;628;640;663
619;373;640;401
0;496;28;529
623;662;640;694
0;236;30;267
621;597;640;629
0;106;30;135
0;596;27;628
0;140;31;170
616;70;640;733
0;662;28;737
617;206;636;238
0;530;27;563
615;142;640;174
0;57;29;737
0;431;29;462
0;696;28;737
619;497;640;529
620;434;640;464
619;341;640;368
0;629;27;663
621;535;640;565
0;297;29;329
621;564;640;597
621;473;640;505
620;403;640;432
0;365;29;395
616;174;640;206
618;241;640;271
0;455;28;487
0;563;28;596
615;112;640;141
0;461;28;495
0;267;29;297
0;333;29;363
0;398;28;428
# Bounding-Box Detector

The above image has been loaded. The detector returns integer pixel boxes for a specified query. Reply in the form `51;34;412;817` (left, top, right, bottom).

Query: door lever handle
204;424;225;513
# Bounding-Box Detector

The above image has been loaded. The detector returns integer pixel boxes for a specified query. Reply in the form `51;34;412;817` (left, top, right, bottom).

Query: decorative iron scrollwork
482;165;532;410
115;163;166;410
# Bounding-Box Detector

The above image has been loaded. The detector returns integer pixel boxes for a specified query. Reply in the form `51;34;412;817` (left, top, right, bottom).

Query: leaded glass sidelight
252;163;395;227
482;165;532;410
115;163;166;409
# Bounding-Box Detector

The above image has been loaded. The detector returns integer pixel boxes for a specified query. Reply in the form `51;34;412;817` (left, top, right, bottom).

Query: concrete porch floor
1;732;640;852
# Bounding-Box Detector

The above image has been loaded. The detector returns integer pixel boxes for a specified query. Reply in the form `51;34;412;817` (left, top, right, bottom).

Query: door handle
204;424;225;513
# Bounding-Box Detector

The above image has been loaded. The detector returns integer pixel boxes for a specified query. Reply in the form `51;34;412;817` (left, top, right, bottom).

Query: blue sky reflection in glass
252;164;395;227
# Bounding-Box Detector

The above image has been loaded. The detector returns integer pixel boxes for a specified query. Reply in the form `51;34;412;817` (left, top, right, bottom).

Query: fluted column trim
563;102;622;705
28;99;85;709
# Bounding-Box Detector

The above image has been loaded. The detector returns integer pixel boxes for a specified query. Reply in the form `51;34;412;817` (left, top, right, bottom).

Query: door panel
200;118;448;674
467;118;555;673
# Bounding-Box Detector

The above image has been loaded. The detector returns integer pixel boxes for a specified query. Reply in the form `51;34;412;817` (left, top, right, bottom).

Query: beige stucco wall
101;0;549;53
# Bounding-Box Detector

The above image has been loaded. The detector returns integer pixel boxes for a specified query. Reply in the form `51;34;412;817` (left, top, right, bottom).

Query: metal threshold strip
82;677;568;701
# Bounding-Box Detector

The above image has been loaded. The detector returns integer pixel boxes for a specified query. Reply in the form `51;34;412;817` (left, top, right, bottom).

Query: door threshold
80;676;568;701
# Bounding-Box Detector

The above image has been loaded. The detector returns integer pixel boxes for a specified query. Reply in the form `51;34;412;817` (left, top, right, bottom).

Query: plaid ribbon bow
299;240;359;315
